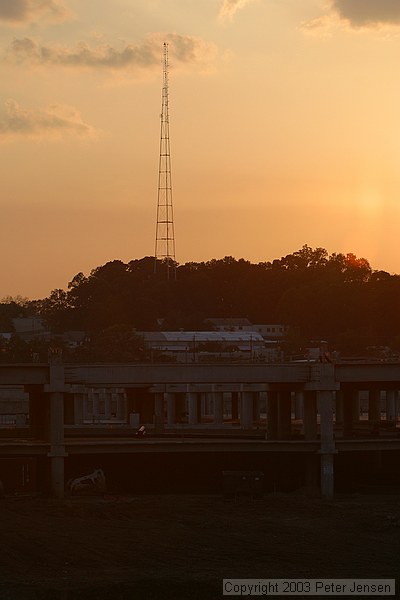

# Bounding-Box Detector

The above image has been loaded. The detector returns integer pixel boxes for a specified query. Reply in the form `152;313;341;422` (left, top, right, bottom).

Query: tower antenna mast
154;42;176;278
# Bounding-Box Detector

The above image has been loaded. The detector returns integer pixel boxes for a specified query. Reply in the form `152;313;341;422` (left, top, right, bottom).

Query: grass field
1;492;399;599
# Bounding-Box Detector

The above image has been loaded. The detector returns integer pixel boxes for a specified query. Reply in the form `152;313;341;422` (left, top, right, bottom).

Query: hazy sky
1;0;400;298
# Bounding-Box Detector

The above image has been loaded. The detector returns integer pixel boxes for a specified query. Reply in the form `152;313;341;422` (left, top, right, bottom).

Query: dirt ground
0;492;399;600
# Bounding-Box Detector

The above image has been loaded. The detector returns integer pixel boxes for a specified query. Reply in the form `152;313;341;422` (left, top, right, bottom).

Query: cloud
219;0;255;20
300;14;335;37
0;99;96;139
331;0;400;28
7;33;218;74
0;0;68;24
301;0;400;33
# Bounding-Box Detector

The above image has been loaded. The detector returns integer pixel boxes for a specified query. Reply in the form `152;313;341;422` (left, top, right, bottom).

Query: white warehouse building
140;331;278;363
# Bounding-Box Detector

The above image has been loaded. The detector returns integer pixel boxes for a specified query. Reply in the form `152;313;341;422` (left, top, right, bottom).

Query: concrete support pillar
110;390;117;418
103;389;112;420
259;391;267;422
319;390;335;500
125;389;138;428
73;393;84;425
231;392;239;421
200;393;207;421
45;362;67;499
88;389;99;423
240;391;254;429
203;393;212;419
267;391;278;440
303;391;318;440
278;391;292;440
129;412;140;428
116;391;126;421
140;394;156;424
252;393;261;424
368;389;381;433
213;390;223;426
175;393;187;424
386;390;396;424
153;392;164;430
319;390;335;448
48;391;65;499
188;392;200;426
166;393;176;426
98;389;105;419
335;390;343;426
359;391;368;418
294;391;304;420
343;388;359;438
49;391;64;447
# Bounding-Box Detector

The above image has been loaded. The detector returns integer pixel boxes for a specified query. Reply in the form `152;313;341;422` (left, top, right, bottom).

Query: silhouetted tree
29;246;399;358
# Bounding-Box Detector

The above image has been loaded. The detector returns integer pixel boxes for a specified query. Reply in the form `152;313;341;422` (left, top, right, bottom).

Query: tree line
1;245;400;361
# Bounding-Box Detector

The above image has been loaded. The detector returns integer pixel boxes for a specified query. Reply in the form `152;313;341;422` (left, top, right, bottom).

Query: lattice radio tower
154;42;176;279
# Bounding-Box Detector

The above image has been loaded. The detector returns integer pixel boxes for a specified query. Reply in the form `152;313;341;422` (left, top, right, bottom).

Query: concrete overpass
0;361;399;499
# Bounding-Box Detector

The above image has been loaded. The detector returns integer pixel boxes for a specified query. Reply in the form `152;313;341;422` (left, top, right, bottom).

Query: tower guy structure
154;42;176;279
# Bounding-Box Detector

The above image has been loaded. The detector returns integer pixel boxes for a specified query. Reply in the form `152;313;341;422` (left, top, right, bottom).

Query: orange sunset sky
0;0;400;298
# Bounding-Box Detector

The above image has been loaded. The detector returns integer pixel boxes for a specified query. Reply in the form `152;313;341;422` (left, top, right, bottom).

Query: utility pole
154;42;176;279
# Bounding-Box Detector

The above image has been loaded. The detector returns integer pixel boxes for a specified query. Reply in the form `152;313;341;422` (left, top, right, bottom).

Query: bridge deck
2;436;400;456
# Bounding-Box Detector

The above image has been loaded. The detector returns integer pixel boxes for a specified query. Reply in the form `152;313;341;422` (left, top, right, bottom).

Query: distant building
140;330;277;362
204;318;253;332
251;324;289;341
6;320;87;351
205;318;289;341
12;317;50;342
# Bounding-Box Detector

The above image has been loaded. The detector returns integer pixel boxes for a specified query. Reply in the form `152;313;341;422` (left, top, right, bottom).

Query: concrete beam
63;363;312;386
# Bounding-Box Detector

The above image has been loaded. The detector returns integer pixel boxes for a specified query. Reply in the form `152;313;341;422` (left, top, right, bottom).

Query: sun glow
358;188;384;219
